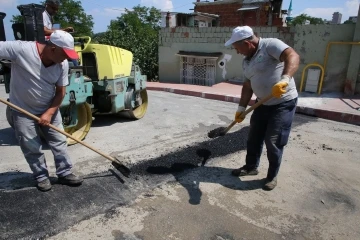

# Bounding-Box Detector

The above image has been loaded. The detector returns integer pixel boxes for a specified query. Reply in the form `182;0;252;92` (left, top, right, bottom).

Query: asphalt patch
0;116;312;239
324;191;356;211
208;127;226;138
196;148;211;166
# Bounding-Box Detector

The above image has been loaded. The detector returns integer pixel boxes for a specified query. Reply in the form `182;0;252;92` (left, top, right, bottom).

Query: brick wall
194;2;279;27
159;26;294;47
195;2;242;27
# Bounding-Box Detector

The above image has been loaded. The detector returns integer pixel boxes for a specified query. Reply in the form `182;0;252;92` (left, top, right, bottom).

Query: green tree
288;14;325;26
92;32;107;43
343;20;356;24
10;15;23;24
11;0;94;37
95;5;161;81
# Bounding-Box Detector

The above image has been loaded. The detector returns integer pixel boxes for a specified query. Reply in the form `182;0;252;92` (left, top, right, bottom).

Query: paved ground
0;84;360;240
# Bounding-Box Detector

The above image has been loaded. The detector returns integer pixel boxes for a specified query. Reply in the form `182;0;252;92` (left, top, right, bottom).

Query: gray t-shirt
242;38;298;106
0;41;69;114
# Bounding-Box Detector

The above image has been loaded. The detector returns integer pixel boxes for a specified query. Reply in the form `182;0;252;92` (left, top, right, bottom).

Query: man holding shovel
0;30;83;191
225;26;300;190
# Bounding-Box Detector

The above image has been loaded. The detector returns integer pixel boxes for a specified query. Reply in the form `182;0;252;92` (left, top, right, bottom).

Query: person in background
43;0;74;36
43;0;78;66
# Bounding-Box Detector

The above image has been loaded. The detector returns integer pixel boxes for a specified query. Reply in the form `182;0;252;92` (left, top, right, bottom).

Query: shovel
208;94;273;138
0;98;131;178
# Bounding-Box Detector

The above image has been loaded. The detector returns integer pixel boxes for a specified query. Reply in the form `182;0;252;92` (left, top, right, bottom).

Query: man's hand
39;112;53;126
272;75;290;98
63;27;74;33
235;106;246;123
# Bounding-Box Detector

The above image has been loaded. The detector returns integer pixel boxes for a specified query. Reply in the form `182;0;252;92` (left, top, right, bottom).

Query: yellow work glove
235;106;246;123
272;75;290;98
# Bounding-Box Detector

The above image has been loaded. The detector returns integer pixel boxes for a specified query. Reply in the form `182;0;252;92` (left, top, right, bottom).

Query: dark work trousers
245;98;298;180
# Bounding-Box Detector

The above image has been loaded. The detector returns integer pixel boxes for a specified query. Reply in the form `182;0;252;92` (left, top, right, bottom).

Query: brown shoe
58;173;83;186
37;178;52;192
231;166;259;177
263;177;277;191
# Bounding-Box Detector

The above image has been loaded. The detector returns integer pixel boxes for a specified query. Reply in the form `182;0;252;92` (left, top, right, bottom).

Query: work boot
263;177;277;191
58;173;83;186
37;178;52;192
231;166;259;177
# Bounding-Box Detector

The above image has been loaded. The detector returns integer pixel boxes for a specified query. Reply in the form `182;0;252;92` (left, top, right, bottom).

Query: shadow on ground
0;127;18;146
0;171;59;190
90;114;134;127
146;154;266;205
0;116;312;239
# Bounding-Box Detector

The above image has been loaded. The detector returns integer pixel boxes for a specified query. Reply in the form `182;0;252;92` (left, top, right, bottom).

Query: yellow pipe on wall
299;63;324;93
319;41;360;95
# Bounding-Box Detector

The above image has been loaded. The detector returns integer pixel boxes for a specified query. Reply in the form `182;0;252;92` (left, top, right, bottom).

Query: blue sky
0;0;359;40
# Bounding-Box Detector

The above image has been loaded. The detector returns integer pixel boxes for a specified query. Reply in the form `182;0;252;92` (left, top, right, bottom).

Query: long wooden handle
222;94;273;134
0;98;119;164
242;94;273;116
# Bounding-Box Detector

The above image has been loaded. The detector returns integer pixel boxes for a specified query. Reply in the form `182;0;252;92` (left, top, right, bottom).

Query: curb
147;86;360;126
295;106;360;126
147;86;256;105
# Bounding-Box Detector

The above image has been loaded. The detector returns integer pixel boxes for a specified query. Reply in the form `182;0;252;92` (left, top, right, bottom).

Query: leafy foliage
10;15;23;24
11;0;94;37
343;20;356;24
94;5;161;81
288;14;325;26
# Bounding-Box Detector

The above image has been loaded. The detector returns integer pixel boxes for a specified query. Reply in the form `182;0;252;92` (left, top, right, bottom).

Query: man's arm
235;80;253;123
39;60;69;126
44;27;54;36
266;39;301;98
239;80;253;108
46;86;66;115
279;48;300;78
44;26;74;36
0;41;20;61
38;86;65;126
266;38;300;80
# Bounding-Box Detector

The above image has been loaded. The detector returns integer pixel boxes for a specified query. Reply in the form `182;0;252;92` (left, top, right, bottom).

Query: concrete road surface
0;84;359;240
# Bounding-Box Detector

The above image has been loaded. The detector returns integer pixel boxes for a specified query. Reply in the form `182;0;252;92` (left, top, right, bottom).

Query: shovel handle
222;94;273;135
0;98;120;164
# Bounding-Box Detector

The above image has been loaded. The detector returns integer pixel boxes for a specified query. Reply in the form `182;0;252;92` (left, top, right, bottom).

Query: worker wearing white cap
0;30;82;191
225;26;300;191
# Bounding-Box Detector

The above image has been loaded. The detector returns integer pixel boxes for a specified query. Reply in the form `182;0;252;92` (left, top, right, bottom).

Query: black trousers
245;98;298;180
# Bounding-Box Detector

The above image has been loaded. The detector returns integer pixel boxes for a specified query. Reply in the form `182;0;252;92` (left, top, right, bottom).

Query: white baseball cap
225;26;254;47
49;30;79;59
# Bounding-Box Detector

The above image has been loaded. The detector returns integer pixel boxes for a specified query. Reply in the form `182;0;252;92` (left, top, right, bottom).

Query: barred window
180;56;216;86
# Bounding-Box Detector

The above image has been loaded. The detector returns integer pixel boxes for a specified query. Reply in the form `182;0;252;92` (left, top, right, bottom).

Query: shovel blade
111;161;131;178
207;127;226;138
